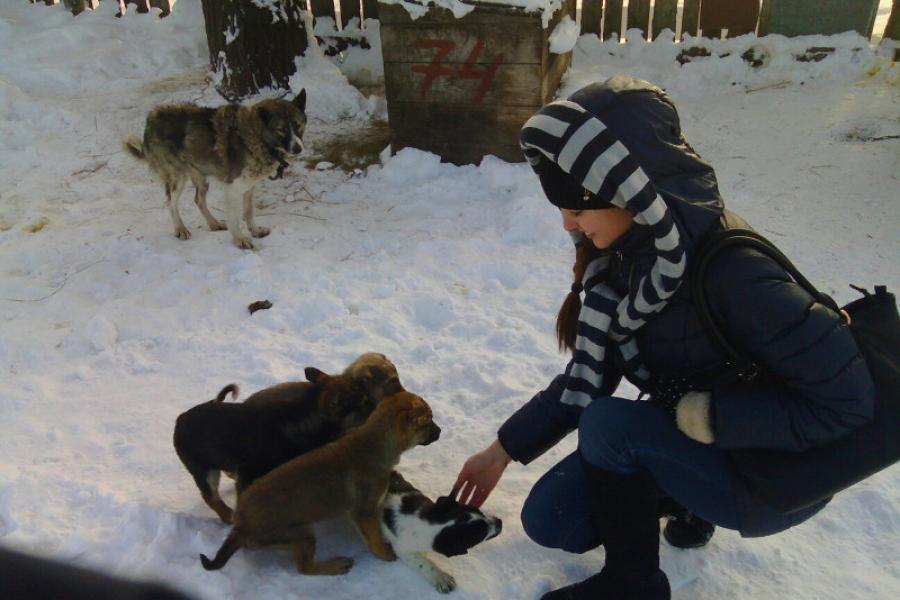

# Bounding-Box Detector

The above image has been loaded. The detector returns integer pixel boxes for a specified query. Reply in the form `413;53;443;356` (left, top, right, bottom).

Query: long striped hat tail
520;100;687;406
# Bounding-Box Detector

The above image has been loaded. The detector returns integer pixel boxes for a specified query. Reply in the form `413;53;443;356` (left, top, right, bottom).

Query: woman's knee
520;456;600;553
520;490;555;547
577;397;650;469
521;491;598;553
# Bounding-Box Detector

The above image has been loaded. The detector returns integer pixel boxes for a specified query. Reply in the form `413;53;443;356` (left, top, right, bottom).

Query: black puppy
173;368;369;523
380;472;502;593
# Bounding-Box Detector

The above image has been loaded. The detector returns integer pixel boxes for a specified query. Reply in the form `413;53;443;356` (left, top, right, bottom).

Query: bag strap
691;228;841;376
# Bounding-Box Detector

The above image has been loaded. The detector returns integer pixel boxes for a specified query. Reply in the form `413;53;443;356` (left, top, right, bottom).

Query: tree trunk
200;0;308;101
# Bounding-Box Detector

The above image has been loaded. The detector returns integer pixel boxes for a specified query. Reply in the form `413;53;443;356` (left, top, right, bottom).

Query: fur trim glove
675;391;715;444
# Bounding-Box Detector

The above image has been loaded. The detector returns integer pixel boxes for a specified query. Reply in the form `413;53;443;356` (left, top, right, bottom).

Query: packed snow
0;1;898;599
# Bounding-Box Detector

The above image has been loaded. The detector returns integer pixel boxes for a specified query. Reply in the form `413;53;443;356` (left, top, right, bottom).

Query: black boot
541;453;670;600
658;497;716;549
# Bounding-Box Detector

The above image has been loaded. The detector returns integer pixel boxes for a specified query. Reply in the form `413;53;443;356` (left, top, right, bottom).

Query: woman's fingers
451;468;473;500
452;478;486;507
469;488;488;509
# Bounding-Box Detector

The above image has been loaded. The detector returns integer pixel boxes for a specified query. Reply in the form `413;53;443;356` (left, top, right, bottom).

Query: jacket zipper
615;250;635;290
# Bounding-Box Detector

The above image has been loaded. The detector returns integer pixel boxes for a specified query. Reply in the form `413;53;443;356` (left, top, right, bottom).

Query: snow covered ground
0;1;898;599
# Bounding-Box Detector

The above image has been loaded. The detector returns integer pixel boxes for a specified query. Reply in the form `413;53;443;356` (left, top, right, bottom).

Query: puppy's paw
433;571;457;594
372;542;396;562
174;226;191;240
235;237;255;250
324;556;354;575
216;509;233;524
250;226;270;238
209;220;227;231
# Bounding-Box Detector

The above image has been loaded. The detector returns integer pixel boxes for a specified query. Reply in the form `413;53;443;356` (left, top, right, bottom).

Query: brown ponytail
556;242;592;352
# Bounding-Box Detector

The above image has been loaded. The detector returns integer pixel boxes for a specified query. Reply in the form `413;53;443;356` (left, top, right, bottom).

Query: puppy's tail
123;135;145;161
200;531;243;571
215;384;239;402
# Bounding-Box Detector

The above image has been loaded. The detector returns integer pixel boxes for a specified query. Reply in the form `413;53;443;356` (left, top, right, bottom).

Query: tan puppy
200;391;441;576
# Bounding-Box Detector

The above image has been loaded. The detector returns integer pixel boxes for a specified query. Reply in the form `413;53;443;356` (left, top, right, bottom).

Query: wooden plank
681;0;701;39
627;0;650;39
884;0;900;42
603;0;623;41
700;0;759;37
339;0;361;28
362;0;378;21
381;21;542;64
581;0;603;36
384;61;543;106
541;0;575;102
759;0;879;38
310;0;336;21
379;2;533;26
387;102;535;164
151;0;174;16
387;107;533;145
651;0;677;39
541;47;570;103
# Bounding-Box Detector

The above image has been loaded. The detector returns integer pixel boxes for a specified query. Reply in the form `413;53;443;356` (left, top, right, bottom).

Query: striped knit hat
520;87;687;407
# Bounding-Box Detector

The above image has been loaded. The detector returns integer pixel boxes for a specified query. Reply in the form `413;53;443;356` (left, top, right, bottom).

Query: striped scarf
520;100;687;407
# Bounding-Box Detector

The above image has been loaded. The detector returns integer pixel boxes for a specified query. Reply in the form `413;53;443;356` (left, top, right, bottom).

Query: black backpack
692;228;900;514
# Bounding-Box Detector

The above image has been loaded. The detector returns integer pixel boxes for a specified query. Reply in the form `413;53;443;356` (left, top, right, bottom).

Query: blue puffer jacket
498;78;876;537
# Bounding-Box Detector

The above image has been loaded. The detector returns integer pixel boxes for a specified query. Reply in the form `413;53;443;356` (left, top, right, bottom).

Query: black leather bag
691;229;900;514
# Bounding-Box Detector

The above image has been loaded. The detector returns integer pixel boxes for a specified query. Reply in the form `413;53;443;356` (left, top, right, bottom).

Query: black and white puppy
381;471;502;593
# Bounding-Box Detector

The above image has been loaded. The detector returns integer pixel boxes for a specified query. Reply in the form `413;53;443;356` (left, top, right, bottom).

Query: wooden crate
379;0;576;165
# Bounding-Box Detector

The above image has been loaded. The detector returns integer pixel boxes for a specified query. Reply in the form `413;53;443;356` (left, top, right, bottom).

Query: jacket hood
523;75;724;249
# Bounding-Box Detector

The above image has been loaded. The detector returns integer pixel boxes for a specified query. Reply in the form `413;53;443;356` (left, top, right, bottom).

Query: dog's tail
214;384;239;402
200;530;243;571
123;135;145;160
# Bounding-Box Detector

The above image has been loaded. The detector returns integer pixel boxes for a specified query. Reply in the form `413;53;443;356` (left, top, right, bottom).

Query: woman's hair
556;241;593;352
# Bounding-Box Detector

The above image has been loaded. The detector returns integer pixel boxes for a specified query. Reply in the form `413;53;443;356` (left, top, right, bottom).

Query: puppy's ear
258;106;271;125
305;367;327;383
435;496;456;508
293;89;307;112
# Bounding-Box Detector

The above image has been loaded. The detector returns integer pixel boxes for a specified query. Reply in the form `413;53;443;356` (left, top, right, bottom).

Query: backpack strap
691;228;841;377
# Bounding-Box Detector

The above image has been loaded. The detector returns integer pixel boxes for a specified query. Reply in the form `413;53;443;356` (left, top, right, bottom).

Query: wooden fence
29;0;900;45
314;0;899;44
578;0;892;41
301;0;899;62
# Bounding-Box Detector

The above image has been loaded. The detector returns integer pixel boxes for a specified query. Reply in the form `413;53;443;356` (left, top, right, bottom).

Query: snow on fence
28;0;175;18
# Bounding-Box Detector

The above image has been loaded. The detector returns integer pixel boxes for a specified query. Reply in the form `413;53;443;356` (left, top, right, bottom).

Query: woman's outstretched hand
451;438;512;508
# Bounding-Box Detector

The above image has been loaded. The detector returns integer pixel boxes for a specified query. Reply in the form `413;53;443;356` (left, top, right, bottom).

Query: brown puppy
219;352;404;481
340;351;405;401
173;367;369;523
200;391;441;576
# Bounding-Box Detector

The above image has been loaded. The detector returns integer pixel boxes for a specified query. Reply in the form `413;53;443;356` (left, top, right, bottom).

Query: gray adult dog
124;91;306;249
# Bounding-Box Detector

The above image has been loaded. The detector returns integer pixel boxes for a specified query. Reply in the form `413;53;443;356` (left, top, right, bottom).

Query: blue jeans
521;396;821;552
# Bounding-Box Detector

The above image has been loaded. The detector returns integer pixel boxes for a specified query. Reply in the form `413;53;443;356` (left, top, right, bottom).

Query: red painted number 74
411;38;505;104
